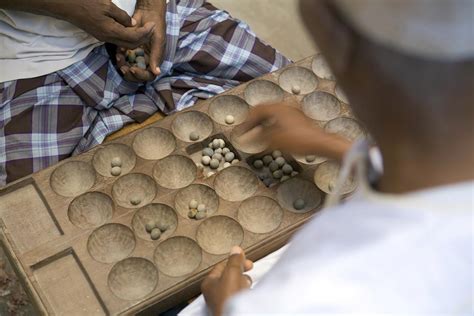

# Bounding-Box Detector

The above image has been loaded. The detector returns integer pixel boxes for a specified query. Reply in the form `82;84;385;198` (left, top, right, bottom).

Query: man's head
299;0;473;149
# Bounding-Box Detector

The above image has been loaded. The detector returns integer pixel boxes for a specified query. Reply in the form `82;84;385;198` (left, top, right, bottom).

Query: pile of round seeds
200;138;239;177
110;157;122;177
252;150;299;187
145;220;169;240
188;199;208;220
125;48;148;70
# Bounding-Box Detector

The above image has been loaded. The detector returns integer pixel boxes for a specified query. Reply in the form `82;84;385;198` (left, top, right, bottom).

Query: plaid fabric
0;0;290;186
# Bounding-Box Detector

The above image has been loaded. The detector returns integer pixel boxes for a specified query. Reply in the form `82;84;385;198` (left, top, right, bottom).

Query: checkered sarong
0;0;290;186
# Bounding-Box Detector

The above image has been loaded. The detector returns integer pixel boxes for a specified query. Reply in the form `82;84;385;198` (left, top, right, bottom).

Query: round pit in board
92;144;136;178
313;160;357;195
208;95;249;126
132;127;176;160
325;117;367;142
196;216;244;255
277;177;322;213
108;257;158;301
112;173;157;208
154;237;202;277
132;203;178;241
238;196;283;234
302;91;341;122
68;192;113;229
244;80;285;106
279;66;318;95
171;111;213;142
50;161;96;198
153;155;197;189
312;54;335;80
214;166;259;202
87;223;136;264
175;184;219;219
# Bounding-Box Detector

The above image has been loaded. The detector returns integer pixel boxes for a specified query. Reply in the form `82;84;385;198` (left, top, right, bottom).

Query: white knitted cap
334;0;474;61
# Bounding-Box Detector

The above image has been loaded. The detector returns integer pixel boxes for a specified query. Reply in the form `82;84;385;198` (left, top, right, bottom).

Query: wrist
136;0;167;10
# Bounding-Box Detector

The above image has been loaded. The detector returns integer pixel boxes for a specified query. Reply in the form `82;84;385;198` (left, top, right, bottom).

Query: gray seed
272;150;282;159
145;221;156;233
222;147;230;154
130;197;141;206
293;199;306;210
219;139;226;148
208;142;214;148
305;155;316;163
275;157;286;167
150;228;162;240
111;157;122;167
292;85;301;95
214;148;223;154
188;208;197;218
201;156;211;166
111;166;122;177
157;222;169;232
137;62;147;70
262;155;273;166
291;171;299;177
224;152;235;162
269;161;279;172
136;56;146;64
197;204;206;212
263;178;273;187
273;170;283;179
231;159;240;165
189;199;199;209
212;153;223;161
253;160;264;169
210;159;220;169
281;176;290;182
202;148;214;157
195;210;207;220
135;48;145;56
190;132;200;141
282;164;293;175
212;139;220;149
225;115;235;125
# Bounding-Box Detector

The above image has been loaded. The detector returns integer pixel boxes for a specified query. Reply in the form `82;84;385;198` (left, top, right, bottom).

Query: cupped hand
202;246;254;316
61;0;156;48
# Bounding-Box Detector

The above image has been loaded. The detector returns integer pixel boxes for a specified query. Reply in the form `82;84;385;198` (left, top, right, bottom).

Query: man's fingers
241;105;275;134
130;67;156;82
240;274;253;288
207;261;227;280
108;3;133;27
149;37;166;76
244;259;253;272
108;21;156;47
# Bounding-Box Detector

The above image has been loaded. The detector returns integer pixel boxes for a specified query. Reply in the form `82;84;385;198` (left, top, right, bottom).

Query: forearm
0;0;61;17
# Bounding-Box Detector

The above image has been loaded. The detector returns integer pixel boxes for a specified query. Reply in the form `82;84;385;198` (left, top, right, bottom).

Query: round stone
189;132;200;141
202;148;214;157
145;221;156;233
126;50;136;63
214;148;223;154
135;48;145;56
223;162;231;168
157;222;169;232
208;142;213;148
273;170;283;179
225;115;235;125
197;204;206;212
195;210;207;220
253;160;264;169
111;166;122;177
305;155;317;163
218;139;226;148
188;208;197;218
136;56;146;64
231;159;240;165
137;62;147;70
201;156;211;166
292;85;301;95
212;153;223;161
212;139;220;149
263;155;273;166
189;199;199;209
150;228;162;240
275;157;286;167
291;171;299;177
222;147;230;154
224;152;235;162
269;161;279;172
293;199;306;210
282;164;293;175
210;159;220;169
281;176;290;182
272;150;282;159
130;197;142;206
111;157;122;167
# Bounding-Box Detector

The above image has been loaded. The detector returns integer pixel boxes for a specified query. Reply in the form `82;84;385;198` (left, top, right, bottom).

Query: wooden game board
0;55;365;315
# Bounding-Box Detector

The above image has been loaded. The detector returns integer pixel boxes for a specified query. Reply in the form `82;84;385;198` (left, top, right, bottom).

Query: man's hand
202;246;254;316
238;102;352;160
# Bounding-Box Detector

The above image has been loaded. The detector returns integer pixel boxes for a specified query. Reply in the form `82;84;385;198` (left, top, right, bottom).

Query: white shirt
0;0;136;83
225;181;473;315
